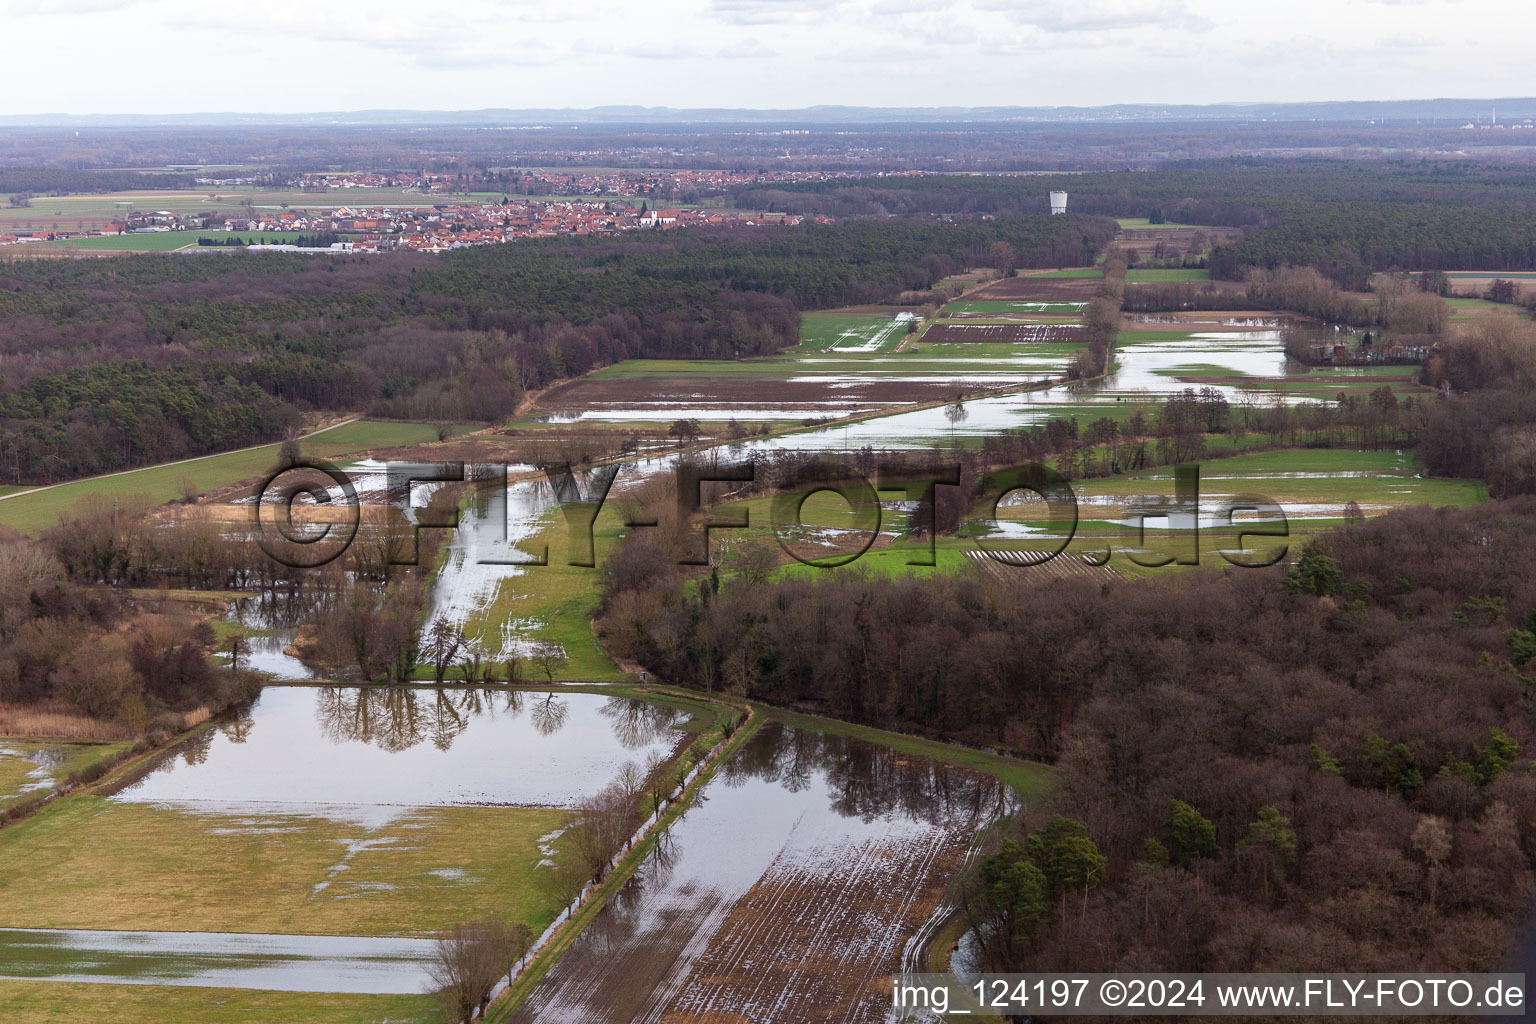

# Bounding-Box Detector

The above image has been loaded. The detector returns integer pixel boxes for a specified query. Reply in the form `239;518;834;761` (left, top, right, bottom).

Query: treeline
0;216;1109;484
1208;202;1536;287
740;160;1536;288
0;167;194;195
1419;316;1536;497
0;362;300;477
1072;255;1126;379
1127;266;1451;335
738;159;1536;221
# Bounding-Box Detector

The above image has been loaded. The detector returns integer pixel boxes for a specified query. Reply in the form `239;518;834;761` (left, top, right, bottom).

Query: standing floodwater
510;721;1012;1024
114;686;688;810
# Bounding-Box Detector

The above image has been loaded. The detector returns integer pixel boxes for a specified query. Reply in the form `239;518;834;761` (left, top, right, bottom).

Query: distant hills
1;99;1532;128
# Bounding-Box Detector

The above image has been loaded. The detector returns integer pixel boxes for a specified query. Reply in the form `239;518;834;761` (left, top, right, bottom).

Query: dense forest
0;167;193;195
741;161;1536;286
962;499;1536;977
0;215;1113;483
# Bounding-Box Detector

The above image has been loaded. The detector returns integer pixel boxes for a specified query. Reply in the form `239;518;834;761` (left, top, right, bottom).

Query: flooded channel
509;721;1012;1024
423;325;1311;650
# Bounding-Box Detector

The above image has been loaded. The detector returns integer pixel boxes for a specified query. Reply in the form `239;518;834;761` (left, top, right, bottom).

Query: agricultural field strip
0;419;453;535
503;717;1029;1024
0;687;729;999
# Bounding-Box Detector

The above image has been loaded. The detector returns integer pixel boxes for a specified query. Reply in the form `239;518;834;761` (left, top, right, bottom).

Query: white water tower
1049;191;1068;215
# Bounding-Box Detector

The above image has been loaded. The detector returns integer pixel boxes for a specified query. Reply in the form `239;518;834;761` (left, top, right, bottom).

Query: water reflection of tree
315;687;424;752
429;691;467;752
181;730;214;767
313;686;526;752
598;697;681;751
529;693;569;736
219;706;255;744
232;592;320;632
580;831;681;957
642;828;680;891
722;722;1012;828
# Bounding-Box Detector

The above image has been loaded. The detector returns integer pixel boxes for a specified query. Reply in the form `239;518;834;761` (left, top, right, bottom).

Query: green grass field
713;446;1487;586
457;512;628;682
23;231;322;253
1115;218;1211;230
1073;448;1486;508
0;420;459;535
1445;296;1531;320
0;982;435;1024
0;742;129;810
1029;268;1103;279
0;797;570;936
1126;268;1211;282
796;311;914;352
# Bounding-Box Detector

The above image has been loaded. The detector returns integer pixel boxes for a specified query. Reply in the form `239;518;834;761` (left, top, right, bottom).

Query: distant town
141;199;826;254
0;167;884;253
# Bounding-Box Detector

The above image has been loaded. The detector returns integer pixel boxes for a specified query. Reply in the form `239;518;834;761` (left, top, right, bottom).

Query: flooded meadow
510;721;1013;1024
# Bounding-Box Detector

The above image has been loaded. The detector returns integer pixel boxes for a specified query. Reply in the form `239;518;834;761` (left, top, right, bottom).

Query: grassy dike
488;686;760;1021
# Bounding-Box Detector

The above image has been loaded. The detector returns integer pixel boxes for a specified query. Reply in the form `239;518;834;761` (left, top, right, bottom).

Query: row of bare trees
427;918;534;1023
428;725;737;1020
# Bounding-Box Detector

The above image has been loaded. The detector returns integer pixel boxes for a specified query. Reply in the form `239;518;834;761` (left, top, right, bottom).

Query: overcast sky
0;0;1524;114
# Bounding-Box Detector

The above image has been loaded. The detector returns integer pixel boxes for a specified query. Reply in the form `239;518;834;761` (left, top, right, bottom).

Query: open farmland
0;686;718;1005
16;231;322;254
520;343;1081;430
505;720;1024;1024
0;187;511;232
0;983;435;1024
0;798;568;937
1113;223;1242;257
962;274;1104;302
944;448;1488;579
796;310;917;352
1125;268;1211;282
920;322;1085;344
0;419;461;535
944;300;1085;315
